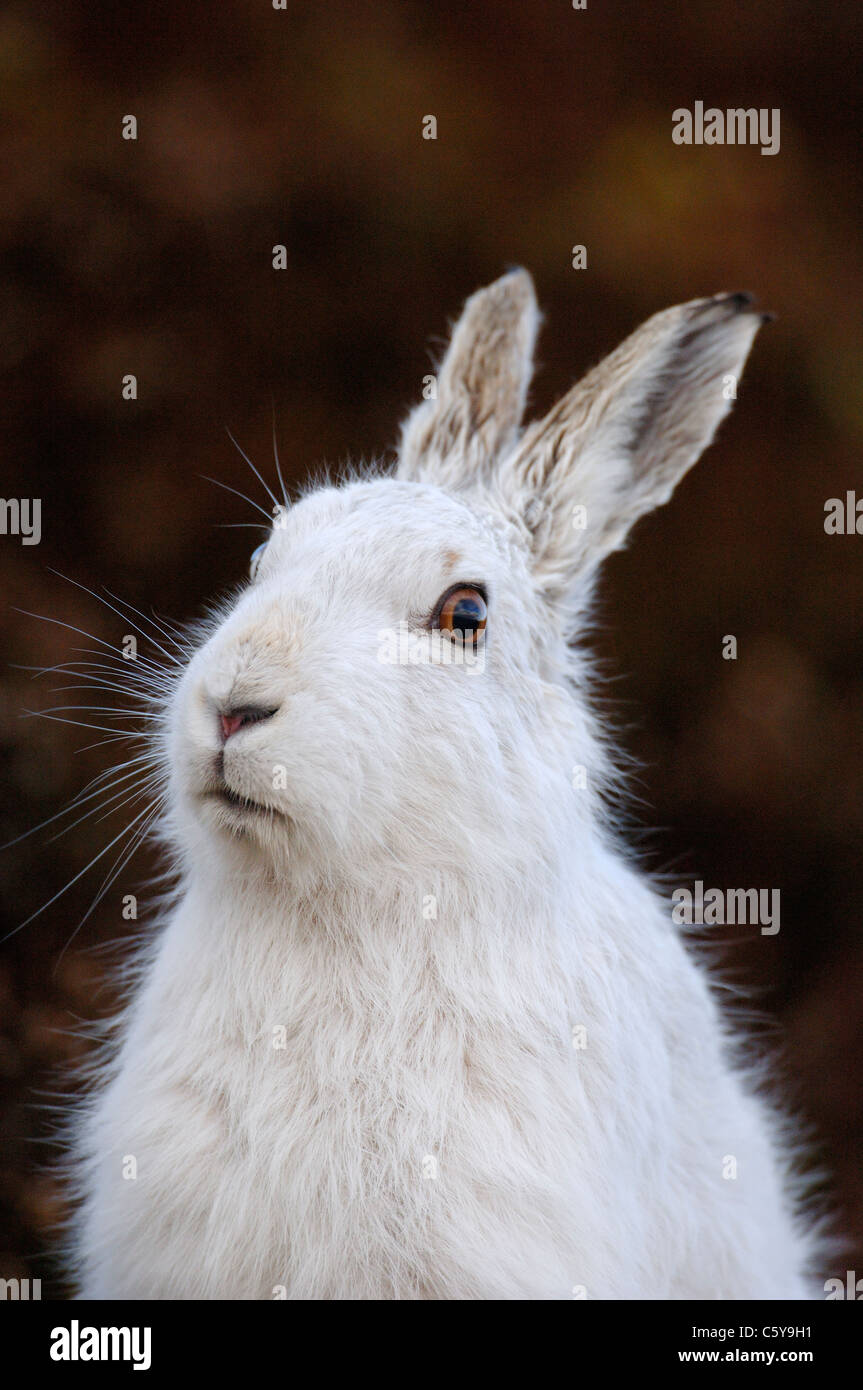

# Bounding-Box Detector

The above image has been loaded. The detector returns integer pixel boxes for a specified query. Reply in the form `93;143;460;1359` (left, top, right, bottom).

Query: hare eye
249;543;268;579
435;586;487;644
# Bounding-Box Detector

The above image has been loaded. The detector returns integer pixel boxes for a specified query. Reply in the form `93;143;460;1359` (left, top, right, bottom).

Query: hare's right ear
396;269;540;488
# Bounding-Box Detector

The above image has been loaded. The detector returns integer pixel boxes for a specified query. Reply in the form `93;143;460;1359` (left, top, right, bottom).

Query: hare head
169;271;766;893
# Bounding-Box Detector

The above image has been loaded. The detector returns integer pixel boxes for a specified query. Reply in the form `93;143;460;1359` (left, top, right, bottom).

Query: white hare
66;271;819;1299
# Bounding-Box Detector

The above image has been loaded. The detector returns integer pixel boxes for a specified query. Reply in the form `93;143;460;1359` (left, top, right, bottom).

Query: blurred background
1;0;862;1297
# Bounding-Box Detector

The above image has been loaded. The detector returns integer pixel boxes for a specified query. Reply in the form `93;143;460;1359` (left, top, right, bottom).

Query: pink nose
218;705;279;743
220;711;246;742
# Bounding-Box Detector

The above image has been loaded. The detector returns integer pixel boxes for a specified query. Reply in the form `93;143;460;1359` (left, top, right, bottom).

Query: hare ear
397;269;540;487
496;293;768;607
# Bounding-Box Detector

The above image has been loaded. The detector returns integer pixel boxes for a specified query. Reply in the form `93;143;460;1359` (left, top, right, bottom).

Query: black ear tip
721;291;775;324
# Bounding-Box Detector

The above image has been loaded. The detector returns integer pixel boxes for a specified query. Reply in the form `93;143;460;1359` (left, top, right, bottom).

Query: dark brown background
1;0;861;1297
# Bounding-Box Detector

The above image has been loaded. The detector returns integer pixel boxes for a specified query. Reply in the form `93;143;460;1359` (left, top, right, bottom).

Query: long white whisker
62;647;169;674
75;733;152;754
47;775;159;842
53;800;165;972
24;705;162;720
46;682;155;700
21;710;148;736
101;587;186;652
15;649;169;680
200;474;273;521
0;764;154;850
226;427;281;513
271;400;289;508
91;776;162;827
12;609;134;657
47;570;182;667
81;754;154;788
1;804;157;943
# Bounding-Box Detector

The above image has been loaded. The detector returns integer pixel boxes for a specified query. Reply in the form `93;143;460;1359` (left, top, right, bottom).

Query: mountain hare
66;271;817;1299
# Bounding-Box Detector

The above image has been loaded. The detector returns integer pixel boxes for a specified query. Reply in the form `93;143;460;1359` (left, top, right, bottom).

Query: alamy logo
672;102;780;156
824;1271;863;1300
824;492;863;534
0;1276;41;1299
50;1321;152;1371
0;497;41;545
378;620;485;673
671;880;780;935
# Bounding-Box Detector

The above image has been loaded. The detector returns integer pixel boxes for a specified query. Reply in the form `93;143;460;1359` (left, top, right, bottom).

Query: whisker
226;427;281;513
13;630;172;698
91;777;162;827
75;733;151;753
45;683;155;700
9;582;180;961
271;399;289;509
24;705;162;720
12;609;133;655
53;800;165;972
1;804;157;943
81;754;154;787
63;647;169;673
15;649;168;680
0;763;154;850
13;667;151;697
101;587;186;652
49;774;160;842
200;474;273;522
20;710;148;736
46;570;182;668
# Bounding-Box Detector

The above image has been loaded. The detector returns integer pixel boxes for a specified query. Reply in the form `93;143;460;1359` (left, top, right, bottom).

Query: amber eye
435;586;488;644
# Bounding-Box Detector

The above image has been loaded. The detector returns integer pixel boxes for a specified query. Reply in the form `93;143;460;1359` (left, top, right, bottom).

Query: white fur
66;273;821;1299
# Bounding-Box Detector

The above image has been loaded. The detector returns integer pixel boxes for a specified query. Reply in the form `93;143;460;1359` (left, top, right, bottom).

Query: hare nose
219;705;279;743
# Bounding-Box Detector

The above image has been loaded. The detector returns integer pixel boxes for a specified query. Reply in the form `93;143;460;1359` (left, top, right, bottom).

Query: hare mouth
207;785;281;818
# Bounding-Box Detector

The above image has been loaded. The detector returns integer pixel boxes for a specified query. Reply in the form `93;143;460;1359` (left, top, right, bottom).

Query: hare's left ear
397;269;539;487
495;292;769;606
